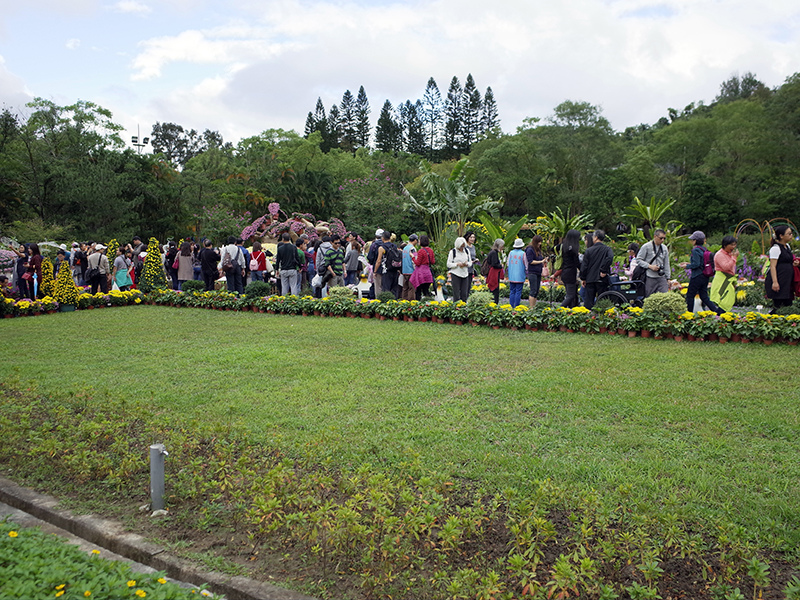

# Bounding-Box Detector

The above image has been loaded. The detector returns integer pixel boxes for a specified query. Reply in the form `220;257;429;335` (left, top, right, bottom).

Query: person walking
579;230;614;310
559;229;581;308
506;239;527;308
220;236;245;294
636;229;671;297
525;235;546;307
710;235;738;313
401;235;418;300
683;231;722;314
764;225;795;313
275;232;300;296
86;244;110;294
199;239;220;291
410;235;435;300
486;239;505;304
176;241;194;290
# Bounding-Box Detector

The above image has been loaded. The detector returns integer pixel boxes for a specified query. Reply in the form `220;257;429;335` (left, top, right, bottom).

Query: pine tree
339;90;357;152
139;237;167;293
355;85;371;149
443;76;463;159
461;74;482;152
481;86;500;133
327;104;341;148
406;100;427;156
375;100;402;153
422;77;443;160
304;112;315;138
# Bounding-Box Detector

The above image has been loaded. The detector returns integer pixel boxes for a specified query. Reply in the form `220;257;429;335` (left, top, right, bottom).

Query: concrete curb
0;477;318;600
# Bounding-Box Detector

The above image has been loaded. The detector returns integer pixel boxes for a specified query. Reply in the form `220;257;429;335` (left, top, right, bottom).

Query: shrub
181;280;205;293
642;291;686;315
466;291;493;308
53;260;79;306
592;297;615;313
377;291;396;303
244;280;271;298
327;286;355;300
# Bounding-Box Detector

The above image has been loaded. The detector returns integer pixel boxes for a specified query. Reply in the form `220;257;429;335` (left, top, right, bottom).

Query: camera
657;267;665;276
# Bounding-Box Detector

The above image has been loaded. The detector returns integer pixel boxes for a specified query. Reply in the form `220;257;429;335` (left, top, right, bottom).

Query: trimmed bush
643;291;686;315
327;286;355;300
377;291;396;303
244;280;271;297
181;280;205;293
466;291;493;308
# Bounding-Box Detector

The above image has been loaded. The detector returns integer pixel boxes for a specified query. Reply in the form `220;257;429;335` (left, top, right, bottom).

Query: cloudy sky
1;0;799;149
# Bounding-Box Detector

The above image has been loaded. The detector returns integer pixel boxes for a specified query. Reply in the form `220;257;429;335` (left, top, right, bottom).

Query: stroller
595;276;646;308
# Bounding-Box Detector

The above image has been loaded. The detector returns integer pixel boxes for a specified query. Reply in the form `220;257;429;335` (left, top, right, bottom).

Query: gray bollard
149;444;169;511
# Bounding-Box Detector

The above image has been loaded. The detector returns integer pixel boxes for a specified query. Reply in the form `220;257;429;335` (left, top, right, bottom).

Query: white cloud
66;38;81;50
0;55;33;110
113;0;152;15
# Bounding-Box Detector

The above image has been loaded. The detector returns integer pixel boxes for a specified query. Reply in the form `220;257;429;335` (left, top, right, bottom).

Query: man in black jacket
579;229;614;310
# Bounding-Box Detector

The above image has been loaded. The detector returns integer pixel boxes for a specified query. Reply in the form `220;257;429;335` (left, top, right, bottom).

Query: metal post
149;444;168;511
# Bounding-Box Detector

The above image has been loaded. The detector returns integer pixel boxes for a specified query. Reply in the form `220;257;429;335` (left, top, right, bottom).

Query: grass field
2;305;799;549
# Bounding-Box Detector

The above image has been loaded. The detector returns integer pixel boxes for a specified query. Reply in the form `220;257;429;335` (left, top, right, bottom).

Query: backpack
385;244;403;271
480;255;491;277
367;240;382;266
249;251;260;271
701;247;715;277
316;250;328;275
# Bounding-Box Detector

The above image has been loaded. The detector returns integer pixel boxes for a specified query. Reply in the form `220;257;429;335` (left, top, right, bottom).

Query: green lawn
2;306;799;546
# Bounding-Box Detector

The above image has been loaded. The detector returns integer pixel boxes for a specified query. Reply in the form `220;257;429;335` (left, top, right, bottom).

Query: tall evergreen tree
339;90;357;152
406;100;427;156
443;76;463;159
422;77;443;160
327;104;341;149
461;74;482;152
481;86;500;133
355;85;371;149
375;100;402;153
304;112;315;138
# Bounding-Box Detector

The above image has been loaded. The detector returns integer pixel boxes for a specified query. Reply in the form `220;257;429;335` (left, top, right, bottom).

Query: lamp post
131;125;149;154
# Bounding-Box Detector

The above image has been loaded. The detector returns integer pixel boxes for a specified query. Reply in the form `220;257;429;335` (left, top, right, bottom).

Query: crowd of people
4;224;797;316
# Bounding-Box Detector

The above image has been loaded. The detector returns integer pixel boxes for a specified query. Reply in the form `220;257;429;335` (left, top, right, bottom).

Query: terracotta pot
419;317;428;322
510;326;518;331
653;335;663;340
741;337;751;343
392;317;400;321
640;330;651;338
302;312;309;316
252;306;259;312
454;320;463;326
314;310;321;316
628;331;637;337
608;329;616;335
88;306;95;310
259;308;266;313
673;335;684;342
470;321;479;326
362;314;371;318
379;315;386;321
787;340;798;346
707;333;718;341
687;334;696;342
763;339;774;346
617;328;625;335
718;337;729;344
559;326;568;332
579;327;586;333
731;334;741;342
599;327;607;334
491;325;500;329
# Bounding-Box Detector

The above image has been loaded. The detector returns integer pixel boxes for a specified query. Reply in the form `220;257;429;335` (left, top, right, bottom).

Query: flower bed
7;286;799;344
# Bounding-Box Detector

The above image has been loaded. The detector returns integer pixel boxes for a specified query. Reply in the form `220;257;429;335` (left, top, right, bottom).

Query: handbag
21;272;33;281
172;255;180;270
85;257;101;281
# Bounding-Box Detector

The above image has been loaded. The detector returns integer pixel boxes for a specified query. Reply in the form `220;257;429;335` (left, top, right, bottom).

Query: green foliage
2;218;73;244
180;280;204;293
243;280;271;298
466;291;493;308
377;291;396;303
478;212;528;252
327;286;354;300
0;519;204;598
642;291;686;316
336;169;410;237
624;196;676;229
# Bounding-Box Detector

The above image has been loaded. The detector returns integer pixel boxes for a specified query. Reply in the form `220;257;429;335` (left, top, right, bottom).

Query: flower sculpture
40;256;56;297
138;237;167;293
53;259;79;307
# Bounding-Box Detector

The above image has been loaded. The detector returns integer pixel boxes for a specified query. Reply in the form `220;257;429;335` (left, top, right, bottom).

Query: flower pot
617;328;625;336
673;335;684;342
653;335;663;340
687;335;696;342
470;321;479;327
313;310;321;316
392;317;400;321
87;305;95;310
419;317;428;322
718;336;728;343
707;333;718;341
510;326;518;331
628;331;637;338
763;339;774;346
741;337;751;344
640;330;651;338
608;329;616;335
454;320;463;326
491;325;500;330
252;306;259;312
559;326;568;332
599;327;607;334
731;334;741;342
361;314;371;319
259;308;266;313
787;340;798;346
3;314;12;319
379;315;386;321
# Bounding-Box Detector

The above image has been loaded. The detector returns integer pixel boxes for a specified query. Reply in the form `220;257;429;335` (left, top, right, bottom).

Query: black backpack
384;244;403;271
